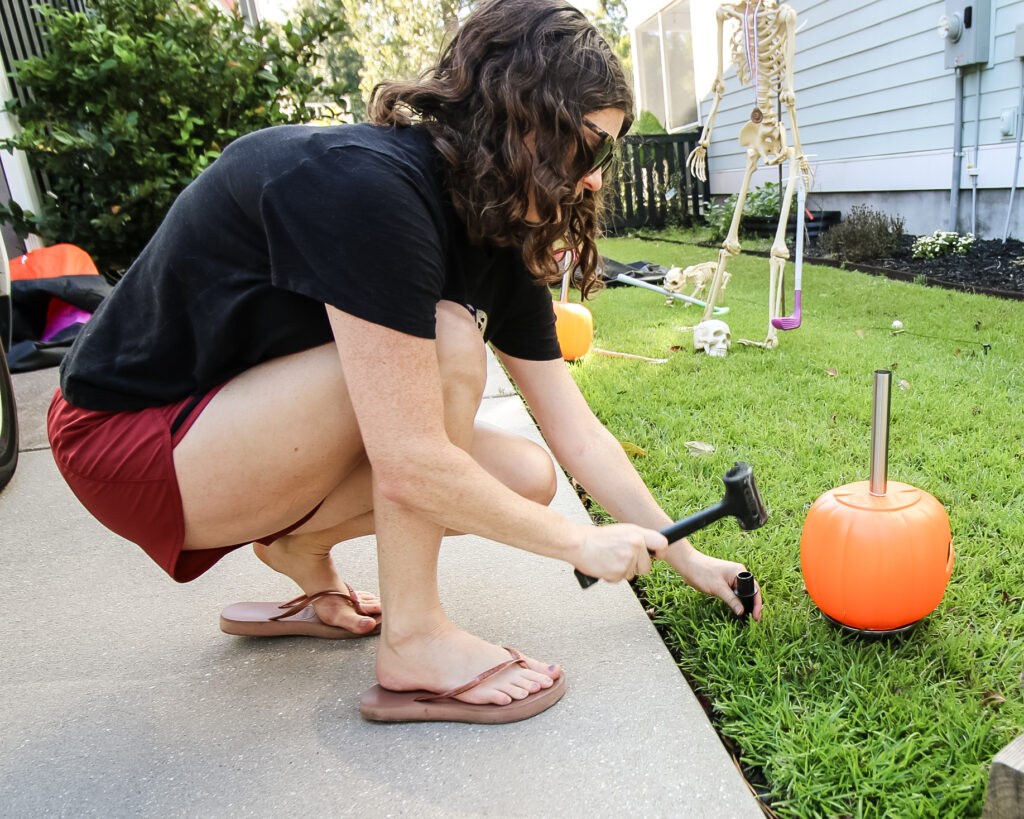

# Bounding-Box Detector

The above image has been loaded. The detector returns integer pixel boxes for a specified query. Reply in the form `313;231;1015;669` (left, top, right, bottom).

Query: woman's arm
327;306;661;582
497;352;671;529
499;351;762;619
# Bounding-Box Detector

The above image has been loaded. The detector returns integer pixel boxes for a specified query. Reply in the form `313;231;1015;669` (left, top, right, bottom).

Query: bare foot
376;621;561;705
253;535;381;634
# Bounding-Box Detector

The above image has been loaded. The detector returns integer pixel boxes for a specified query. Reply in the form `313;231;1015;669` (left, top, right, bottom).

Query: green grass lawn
567;235;1024;818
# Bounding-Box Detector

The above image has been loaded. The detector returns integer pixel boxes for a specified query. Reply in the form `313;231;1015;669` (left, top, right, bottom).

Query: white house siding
679;0;1024;239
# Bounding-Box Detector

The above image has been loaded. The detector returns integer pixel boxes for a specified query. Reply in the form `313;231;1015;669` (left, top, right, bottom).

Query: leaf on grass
855;329;865;338
569;477;592;508
826;368;838;377
684;440;716;456
982;690;1006;708
619;441;648;457
955;348;962;356
898;379;910;390
1001;590;1023;605
669;345;684;352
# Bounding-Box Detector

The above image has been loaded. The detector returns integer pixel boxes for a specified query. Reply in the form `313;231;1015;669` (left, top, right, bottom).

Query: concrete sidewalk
0;356;762;818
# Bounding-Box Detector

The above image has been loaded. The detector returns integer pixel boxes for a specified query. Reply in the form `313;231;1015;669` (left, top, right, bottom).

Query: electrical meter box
940;1;991;68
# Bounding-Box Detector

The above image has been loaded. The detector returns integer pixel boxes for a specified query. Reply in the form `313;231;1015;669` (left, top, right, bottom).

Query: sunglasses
583;118;616;175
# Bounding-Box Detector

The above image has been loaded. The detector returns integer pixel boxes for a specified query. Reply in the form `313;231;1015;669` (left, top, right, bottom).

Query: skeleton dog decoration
662;262;730;308
687;0;811;351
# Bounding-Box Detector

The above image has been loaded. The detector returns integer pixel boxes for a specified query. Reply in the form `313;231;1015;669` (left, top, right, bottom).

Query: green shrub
743;180;793;218
702;180;796;240
821;204;905;263
703;194;737;239
0;0;346;278
912;230;975;259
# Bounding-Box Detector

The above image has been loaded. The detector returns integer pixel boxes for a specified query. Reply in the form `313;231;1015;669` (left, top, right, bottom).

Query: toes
353;590;382;615
349;615;380;634
313;599;380;633
481;667;554;705
519;655;562;681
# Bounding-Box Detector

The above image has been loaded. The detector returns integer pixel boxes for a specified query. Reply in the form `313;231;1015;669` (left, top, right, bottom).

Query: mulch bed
809;235;1024;298
677;234;1024;299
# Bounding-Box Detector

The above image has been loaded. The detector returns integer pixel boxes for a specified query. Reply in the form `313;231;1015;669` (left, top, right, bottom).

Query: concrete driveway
0;359;762;818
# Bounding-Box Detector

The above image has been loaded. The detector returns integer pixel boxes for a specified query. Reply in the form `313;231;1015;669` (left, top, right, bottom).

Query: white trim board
0;67;42;216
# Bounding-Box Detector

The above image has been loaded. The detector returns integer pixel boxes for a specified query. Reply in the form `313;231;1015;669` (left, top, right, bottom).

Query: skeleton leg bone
739;146;800;349
694;147;760;355
703;148;760;322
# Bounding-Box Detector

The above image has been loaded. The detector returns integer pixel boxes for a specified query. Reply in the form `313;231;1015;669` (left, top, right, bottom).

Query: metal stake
869;370;891;496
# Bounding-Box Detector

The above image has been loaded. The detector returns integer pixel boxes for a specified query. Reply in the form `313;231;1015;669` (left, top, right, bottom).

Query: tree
286;0;366;120
585;0;631;79
0;0;343;277
343;0;474;107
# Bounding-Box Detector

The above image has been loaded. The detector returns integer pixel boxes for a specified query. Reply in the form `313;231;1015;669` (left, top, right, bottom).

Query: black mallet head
659;461;767;544
575;461;768;589
720;462;769;531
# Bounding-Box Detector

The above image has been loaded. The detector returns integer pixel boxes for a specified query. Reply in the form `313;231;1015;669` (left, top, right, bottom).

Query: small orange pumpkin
553;300;593;361
800;480;953;631
552;265;593;361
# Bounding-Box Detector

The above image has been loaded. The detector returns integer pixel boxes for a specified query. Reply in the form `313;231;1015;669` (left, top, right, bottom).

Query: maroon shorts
48;387;320;583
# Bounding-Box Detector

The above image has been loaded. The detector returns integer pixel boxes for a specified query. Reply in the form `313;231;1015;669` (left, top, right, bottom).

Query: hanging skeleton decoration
687;0;811;350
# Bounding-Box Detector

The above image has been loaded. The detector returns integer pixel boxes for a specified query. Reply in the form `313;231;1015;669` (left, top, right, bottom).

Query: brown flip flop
219;585;381;639
360;647;567;724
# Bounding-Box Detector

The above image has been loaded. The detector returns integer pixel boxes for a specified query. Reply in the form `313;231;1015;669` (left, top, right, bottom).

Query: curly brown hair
368;0;634;298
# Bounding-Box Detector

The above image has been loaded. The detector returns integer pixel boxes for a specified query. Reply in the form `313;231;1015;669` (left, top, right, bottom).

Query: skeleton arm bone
778;5;811;186
687;7;731;182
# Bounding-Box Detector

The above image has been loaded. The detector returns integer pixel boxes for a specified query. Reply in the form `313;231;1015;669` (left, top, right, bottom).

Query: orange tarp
9;244;100;281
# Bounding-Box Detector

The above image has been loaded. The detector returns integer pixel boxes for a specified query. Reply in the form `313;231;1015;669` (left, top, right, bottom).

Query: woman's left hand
656;541;763;621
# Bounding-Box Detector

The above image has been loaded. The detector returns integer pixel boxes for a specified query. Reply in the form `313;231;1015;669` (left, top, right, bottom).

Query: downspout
950;67;964;233
1002;57;1024;243
970;66;983;236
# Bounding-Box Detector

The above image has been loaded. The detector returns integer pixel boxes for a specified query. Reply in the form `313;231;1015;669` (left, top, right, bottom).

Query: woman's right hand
573;523;667;583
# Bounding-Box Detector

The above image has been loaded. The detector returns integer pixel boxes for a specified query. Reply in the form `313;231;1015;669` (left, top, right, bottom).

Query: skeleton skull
662;267;684;306
694;319;732;357
663;266;684;292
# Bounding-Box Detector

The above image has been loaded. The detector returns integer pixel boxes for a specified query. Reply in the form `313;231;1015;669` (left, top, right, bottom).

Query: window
634;0;698;132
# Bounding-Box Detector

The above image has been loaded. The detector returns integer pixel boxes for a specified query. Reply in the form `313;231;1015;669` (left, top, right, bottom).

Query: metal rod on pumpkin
869;369;892;497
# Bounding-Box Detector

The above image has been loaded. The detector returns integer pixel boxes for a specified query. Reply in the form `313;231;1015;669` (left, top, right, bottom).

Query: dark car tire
0;349;18;491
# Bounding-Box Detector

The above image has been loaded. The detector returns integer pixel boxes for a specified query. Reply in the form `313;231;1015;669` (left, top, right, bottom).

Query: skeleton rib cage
730;3;787;125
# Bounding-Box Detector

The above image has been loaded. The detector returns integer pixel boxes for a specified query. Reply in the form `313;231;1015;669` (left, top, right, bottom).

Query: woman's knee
472;424;557;505
519;441;558;505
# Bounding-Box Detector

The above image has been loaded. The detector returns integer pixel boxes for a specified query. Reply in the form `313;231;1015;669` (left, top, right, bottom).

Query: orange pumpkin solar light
553;269;592;361
800;370;953;633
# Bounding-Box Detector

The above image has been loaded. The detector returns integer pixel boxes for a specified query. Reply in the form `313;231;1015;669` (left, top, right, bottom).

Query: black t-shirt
60;123;561;411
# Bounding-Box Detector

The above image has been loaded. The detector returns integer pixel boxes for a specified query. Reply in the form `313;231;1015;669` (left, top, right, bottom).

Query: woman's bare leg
173;302;561;700
372;302;560;704
250;421;556;633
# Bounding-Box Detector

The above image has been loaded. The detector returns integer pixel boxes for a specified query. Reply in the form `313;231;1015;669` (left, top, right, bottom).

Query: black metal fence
605;132;710;233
